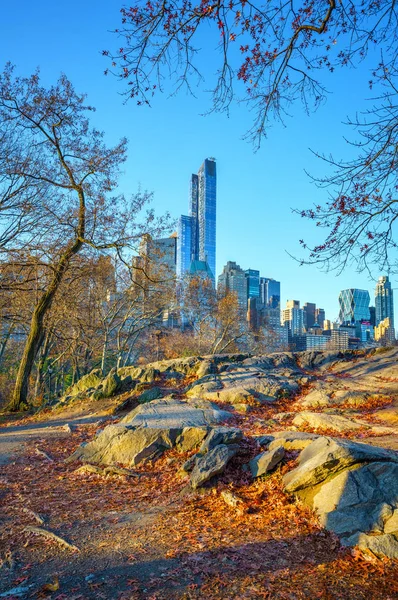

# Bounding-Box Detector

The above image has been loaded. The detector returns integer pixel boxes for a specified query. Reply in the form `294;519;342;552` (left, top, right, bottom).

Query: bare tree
0;65;169;410
106;1;398;273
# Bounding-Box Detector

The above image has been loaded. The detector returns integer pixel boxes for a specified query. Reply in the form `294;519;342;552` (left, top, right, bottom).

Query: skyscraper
339;289;370;324
303;302;316;330
177;158;217;281
218;261;247;309
198;158;216;279
282;300;304;336
245;269;260;299
375;276;394;331
177;216;193;278
260;277;281;308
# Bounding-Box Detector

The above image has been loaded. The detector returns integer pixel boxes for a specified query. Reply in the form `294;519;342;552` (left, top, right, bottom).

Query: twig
21;507;45;525
35;448;54;462
24;526;80;552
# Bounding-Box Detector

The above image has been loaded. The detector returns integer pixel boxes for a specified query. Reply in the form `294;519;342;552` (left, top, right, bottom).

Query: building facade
177;158;217;282
282;300;304;337
374;317;395;345
303;302;316;330
260;277;281;308
245;269;260;299
218;261;247;309
375;276;395;341
338;289;370;324
177;215;193;279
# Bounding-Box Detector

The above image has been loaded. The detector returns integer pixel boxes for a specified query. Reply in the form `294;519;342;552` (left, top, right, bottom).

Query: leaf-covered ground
1;420;397;600
1;352;398;599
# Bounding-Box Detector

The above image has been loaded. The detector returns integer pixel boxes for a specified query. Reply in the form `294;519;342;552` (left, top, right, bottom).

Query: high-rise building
282;300;304;337
177;215;193;278
315;307;326;328
339;289;370;324
218;261;247;309
260;277;281;308
177;158;217;282
140;234;177;274
375;317;395;345
375;276;394;340
197;158;216;279
303;302;316;330
245;269;260;299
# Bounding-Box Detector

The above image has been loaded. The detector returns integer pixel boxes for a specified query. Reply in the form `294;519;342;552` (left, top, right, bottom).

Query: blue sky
1;1;397;326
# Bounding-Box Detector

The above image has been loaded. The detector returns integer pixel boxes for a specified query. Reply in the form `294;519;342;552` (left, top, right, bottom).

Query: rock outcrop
68;398;235;468
283;436;398;558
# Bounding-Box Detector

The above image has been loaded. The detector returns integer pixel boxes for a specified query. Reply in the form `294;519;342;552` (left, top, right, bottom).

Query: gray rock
140;367;160;383
186;375;223;398
341;532;398;559
249;446;285;477
253;435;275;447
76;424;180;466
200;427;243;453
268;430;319;451
176;427;208;452
121;398;233;428
137;386;163;403
70;398;234;468
283;436;398;493
301;388;332;408
196;360;218;379
65;369;102;396
282;435;398;559
313;462;398;536
190;444;237;489
181;453;203;473
99;369;122;398
292;411;365;433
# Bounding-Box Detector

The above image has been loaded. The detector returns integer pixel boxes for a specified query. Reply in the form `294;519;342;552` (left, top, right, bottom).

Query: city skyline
1;2;397;331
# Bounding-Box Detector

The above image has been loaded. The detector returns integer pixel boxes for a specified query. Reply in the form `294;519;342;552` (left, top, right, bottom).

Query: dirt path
0;416;107;465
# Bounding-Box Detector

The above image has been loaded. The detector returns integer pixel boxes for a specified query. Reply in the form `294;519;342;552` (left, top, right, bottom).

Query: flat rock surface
121;398;233;428
292;411;365;433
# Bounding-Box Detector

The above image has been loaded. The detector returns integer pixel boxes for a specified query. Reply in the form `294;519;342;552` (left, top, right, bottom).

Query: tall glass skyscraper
176;215;193;278
245;269;260;299
375;276;394;330
260;277;281;308
177;158;217;282
338;289;370;324
197;158;216;280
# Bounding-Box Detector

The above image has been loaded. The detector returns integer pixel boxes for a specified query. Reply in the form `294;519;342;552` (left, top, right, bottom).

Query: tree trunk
9;238;83;411
34;331;52;399
101;333;108;376
9;306;47;410
0;324;14;365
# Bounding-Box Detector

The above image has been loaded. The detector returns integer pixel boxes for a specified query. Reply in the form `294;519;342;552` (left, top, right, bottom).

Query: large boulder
202;367;299;405
65;369;102;396
137;386;163;404
199;427;243;453
69;398;234;468
121;398;233;428
70;424;182;466
283;437;398;493
282;436;398;558
190;444;238;489
249;446;285;478
195;360;218;379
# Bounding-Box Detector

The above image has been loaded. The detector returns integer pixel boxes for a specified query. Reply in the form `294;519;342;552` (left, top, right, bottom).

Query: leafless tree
0;65;170;410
